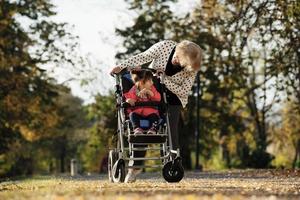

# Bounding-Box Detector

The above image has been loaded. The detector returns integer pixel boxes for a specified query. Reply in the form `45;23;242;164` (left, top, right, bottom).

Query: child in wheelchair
108;68;184;183
124;69;161;135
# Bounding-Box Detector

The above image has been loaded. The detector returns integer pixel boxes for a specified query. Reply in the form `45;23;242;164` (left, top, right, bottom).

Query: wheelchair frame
108;69;184;183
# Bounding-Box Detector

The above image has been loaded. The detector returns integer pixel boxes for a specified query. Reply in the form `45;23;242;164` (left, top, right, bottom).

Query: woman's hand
110;66;123;75
126;98;136;106
155;69;165;77
110;66;141;76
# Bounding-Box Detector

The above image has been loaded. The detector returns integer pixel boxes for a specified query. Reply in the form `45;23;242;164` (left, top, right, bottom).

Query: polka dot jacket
118;40;197;108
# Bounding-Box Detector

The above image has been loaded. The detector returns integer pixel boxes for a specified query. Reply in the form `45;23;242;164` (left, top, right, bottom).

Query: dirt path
0;170;299;200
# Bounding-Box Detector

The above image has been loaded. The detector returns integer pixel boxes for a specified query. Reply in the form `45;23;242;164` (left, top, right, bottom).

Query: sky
50;0;198;104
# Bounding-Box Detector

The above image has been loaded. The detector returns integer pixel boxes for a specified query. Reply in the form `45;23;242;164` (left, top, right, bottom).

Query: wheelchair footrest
128;134;167;144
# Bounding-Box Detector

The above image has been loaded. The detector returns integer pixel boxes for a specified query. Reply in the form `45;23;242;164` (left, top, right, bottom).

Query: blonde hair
176;40;203;71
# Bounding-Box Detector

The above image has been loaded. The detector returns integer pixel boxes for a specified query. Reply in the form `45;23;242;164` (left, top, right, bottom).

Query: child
124;69;161;135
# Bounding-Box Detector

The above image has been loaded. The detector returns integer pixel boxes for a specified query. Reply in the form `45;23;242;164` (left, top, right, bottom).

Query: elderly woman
111;40;203;182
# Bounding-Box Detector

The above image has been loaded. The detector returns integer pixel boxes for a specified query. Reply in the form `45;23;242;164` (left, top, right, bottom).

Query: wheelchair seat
128;134;168;144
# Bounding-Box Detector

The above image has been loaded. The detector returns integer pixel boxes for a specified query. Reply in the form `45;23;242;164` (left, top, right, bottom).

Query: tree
115;0;300;169
115;0;177;60
43;86;89;173
268;1;300;168
270;100;300;168
80;92;117;172
0;0;81;176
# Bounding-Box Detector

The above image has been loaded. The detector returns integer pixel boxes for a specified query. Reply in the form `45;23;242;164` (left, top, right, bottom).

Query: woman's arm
118;42;162;70
119;40;177;69
111;40;176;74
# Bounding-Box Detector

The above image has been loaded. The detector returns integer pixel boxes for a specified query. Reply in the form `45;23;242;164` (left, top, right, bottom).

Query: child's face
142;79;153;89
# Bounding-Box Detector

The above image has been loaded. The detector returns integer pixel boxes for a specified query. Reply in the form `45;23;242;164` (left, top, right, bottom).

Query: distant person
111;40;203;182
100;154;108;173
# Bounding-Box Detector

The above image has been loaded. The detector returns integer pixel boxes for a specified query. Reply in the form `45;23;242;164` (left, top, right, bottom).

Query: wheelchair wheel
108;150;118;182
162;158;184;183
112;158;125;183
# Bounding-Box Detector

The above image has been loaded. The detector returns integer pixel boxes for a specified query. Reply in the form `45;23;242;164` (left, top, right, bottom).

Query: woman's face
171;53;180;66
172;50;195;72
172;50;185;68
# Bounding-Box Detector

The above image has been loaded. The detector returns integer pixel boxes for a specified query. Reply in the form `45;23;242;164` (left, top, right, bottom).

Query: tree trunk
60;145;66;173
293;139;300;169
220;126;231;168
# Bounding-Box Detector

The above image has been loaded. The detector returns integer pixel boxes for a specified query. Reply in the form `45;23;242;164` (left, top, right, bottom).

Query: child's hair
131;69;153;84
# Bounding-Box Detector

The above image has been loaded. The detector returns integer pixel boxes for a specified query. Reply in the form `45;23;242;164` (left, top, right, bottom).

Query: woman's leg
168;105;182;150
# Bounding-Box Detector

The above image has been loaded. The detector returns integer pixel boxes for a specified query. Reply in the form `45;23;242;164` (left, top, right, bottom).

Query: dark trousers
129;105;182;166
168;105;182;150
129;112;159;129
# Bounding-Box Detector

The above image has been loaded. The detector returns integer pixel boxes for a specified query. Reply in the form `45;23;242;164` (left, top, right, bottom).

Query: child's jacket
124;85;161;117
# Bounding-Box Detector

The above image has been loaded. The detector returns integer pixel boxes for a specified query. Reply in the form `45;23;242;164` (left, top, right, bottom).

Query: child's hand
139;89;153;98
139;89;148;98
126;98;136;106
145;89;154;97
